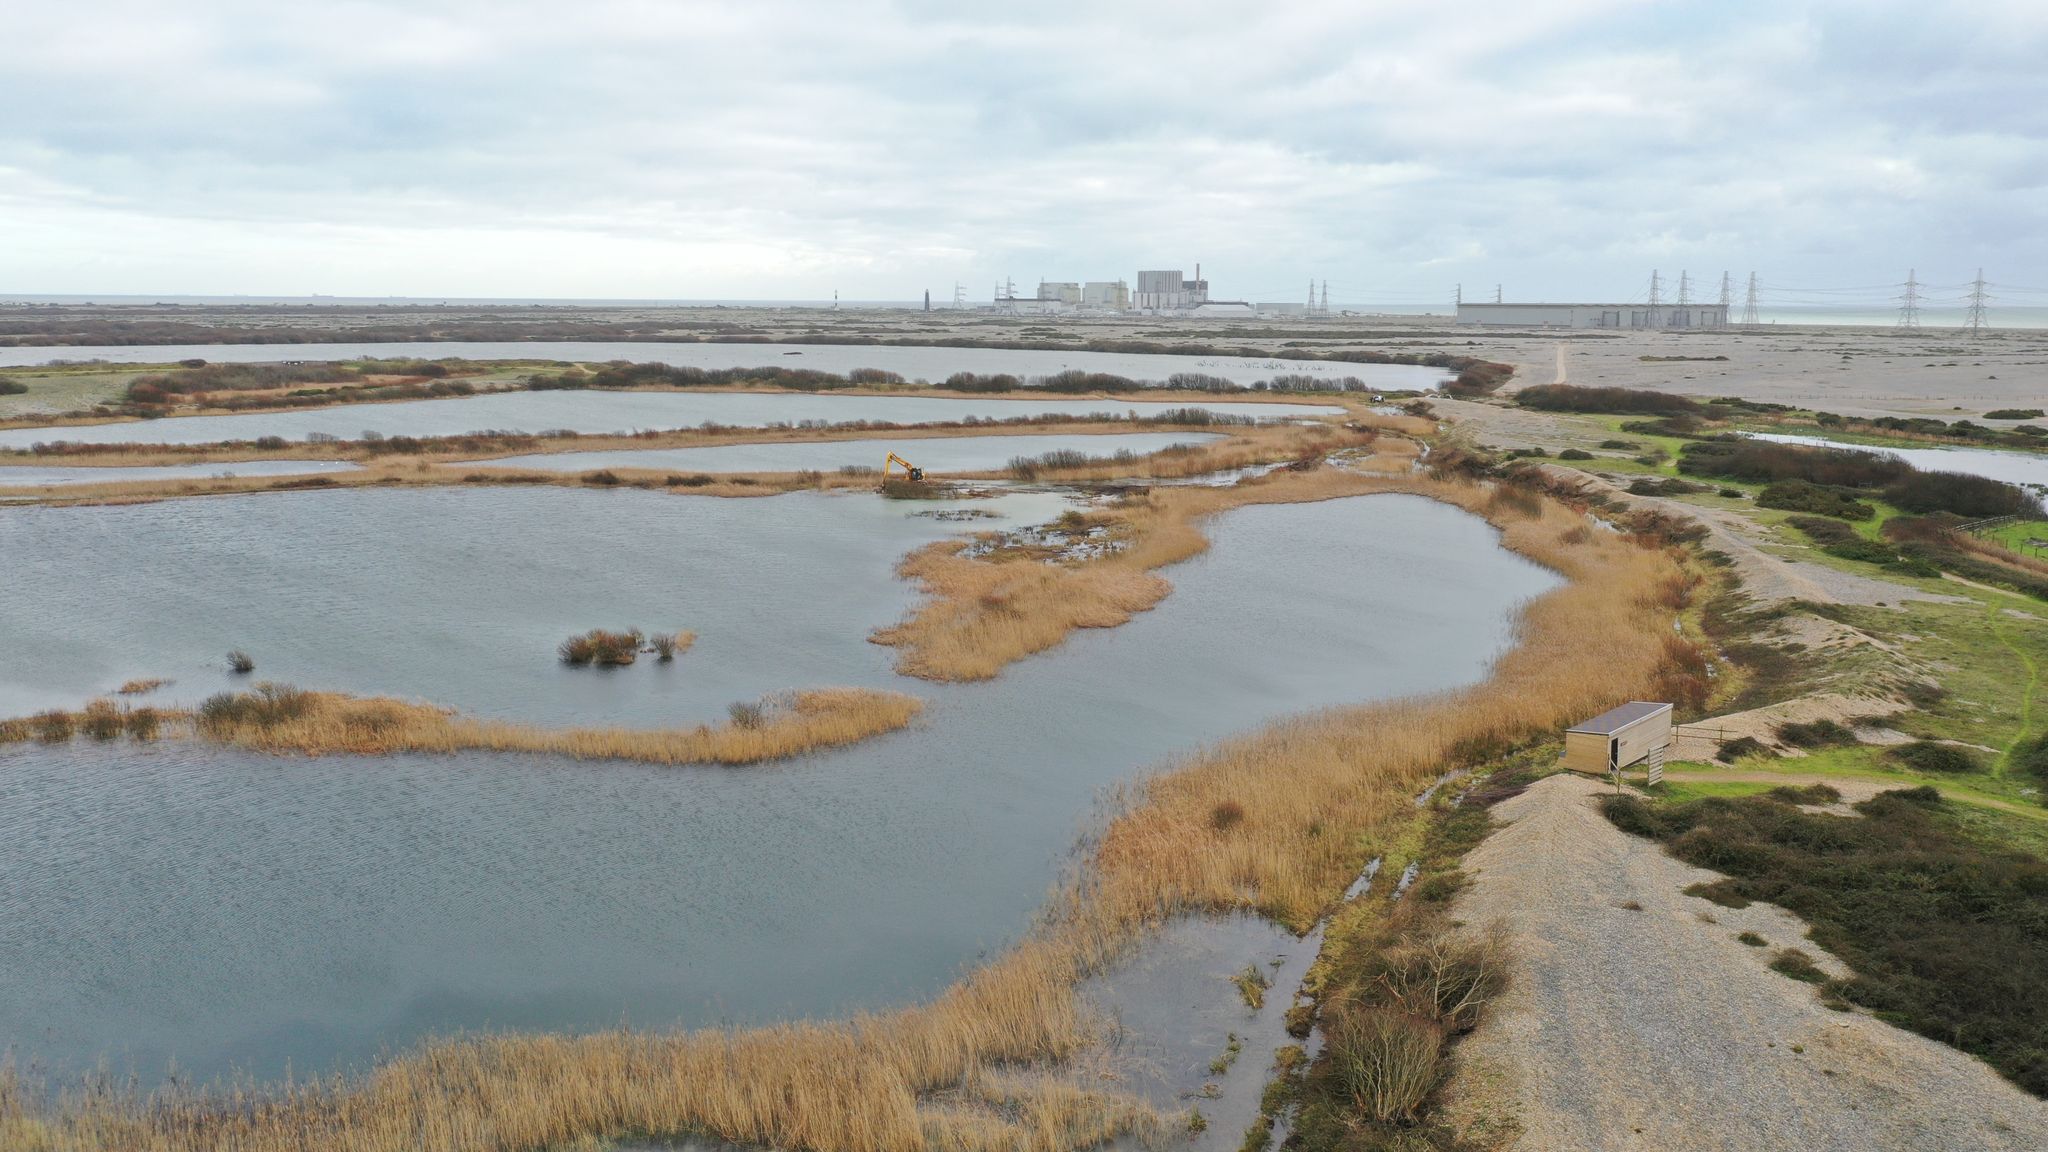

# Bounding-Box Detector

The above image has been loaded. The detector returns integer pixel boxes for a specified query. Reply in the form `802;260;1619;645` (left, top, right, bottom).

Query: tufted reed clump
560;628;644;667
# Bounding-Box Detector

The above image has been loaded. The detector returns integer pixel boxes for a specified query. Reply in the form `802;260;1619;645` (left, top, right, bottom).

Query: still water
0;459;360;487
0;391;1338;450
472;432;1224;475
1747;431;2048;490
0;339;1450;392
0;487;1556;1086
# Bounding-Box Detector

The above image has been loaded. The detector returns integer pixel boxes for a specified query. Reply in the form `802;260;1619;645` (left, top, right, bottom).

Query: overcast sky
5;1;2044;305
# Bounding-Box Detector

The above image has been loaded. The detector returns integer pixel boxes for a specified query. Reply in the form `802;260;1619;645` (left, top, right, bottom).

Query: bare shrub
1324;1005;1444;1122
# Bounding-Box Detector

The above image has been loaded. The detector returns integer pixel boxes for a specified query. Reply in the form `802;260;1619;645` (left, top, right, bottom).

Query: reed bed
2;473;1684;1152
6;685;918;767
194;684;921;765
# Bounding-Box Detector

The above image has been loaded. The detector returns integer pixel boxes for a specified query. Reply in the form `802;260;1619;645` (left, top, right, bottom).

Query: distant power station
1455;270;1731;329
1455;302;1730;330
992;264;1313;318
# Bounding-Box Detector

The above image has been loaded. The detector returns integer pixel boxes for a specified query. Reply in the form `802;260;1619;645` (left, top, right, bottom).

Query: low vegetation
1603;786;2048;1095
1757;479;1876;520
1681;439;2041;519
1885;740;1984;775
1514;384;1702;416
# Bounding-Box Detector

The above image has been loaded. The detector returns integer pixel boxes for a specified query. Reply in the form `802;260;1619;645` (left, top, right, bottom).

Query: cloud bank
4;0;2043;302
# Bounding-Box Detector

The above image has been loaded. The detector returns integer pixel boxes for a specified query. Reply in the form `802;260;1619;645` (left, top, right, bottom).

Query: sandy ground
1667;693;1913;762
1444;773;2048;1152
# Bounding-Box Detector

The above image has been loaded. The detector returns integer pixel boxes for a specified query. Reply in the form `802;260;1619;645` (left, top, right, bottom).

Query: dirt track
1444;773;2048;1152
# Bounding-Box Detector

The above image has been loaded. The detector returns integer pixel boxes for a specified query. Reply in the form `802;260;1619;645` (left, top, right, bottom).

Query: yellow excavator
883;452;925;481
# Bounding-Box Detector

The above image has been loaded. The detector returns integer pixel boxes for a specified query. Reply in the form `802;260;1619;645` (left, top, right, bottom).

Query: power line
1647;269;1662;308
1965;269;1991;336
1742;272;1760;327
1677;270;1692;307
1718;272;1733;313
1895;269;1921;329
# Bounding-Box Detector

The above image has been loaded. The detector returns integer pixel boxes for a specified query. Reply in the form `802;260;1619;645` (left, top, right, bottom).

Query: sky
5;0;2046;307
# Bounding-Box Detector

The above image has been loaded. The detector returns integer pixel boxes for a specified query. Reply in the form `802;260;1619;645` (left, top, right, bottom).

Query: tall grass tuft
650;631;695;662
32;710;74;743
226;650;256;675
559;629;644;667
79;699;125;741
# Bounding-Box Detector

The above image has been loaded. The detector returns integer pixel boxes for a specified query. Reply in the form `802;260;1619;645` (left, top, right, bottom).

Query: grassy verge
0;471;1685;1152
1;684;918;766
1603;785;2048;1095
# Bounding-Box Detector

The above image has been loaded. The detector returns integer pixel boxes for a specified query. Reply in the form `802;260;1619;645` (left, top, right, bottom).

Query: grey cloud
1;0;2042;299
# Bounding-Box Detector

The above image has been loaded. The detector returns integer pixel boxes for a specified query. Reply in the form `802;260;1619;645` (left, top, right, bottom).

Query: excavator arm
883;452;925;481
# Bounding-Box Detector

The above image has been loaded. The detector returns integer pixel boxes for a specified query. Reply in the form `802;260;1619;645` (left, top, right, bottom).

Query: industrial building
993;265;1234;315
1455;302;1729;330
1083;280;1129;310
1134;268;1210;312
1036;281;1081;305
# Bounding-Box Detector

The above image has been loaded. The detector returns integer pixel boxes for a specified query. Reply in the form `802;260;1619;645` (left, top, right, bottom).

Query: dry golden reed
10;687;919;767
2;474;1685;1152
200;686;922;765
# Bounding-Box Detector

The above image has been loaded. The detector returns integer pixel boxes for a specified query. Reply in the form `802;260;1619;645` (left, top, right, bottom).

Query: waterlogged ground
0;391;1340;450
0;488;1557;1086
0;459;362;487
471;432;1226;475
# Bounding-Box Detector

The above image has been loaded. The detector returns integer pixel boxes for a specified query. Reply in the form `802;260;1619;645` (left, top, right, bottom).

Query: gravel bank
1444;772;2048;1152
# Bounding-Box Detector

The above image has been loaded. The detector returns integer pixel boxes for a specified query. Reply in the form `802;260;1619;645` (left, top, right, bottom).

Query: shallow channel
0;392;1339;450
470;432;1225;475
0;459;361;488
0;487;1557;1087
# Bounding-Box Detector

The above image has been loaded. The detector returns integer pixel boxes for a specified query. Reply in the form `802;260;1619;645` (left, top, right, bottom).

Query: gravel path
1443;773;2048;1152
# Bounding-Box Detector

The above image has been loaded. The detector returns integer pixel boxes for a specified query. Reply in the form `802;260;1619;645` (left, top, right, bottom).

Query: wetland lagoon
0;485;1557;1088
0;391;1339;450
0;339;1451;392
